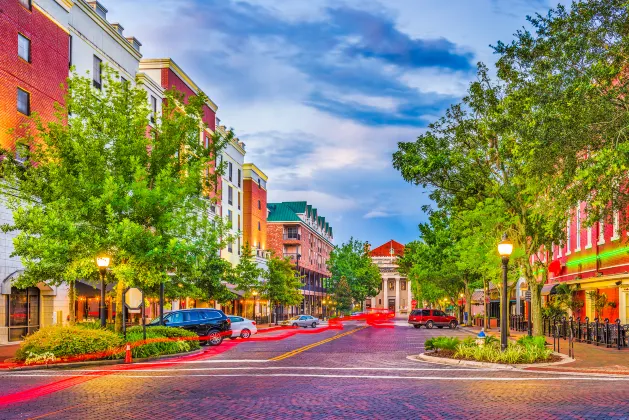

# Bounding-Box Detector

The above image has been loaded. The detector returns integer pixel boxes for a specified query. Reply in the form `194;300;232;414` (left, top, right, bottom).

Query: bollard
562;316;567;340
595;318;600;346
617;319;623;350
605;318;611;348
585;317;590;344
125;343;132;364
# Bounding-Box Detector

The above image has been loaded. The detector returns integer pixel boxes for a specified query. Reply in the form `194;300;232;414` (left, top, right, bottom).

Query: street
1;321;629;419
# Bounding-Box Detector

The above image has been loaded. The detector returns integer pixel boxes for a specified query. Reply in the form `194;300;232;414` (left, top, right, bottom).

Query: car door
298;316;308;327
165;311;183;328
230;317;244;336
182;311;201;334
432;310;446;326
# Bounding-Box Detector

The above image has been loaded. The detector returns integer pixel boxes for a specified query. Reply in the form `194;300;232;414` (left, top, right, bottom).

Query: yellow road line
269;326;369;361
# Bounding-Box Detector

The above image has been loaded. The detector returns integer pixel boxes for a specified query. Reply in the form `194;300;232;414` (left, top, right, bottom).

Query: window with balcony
18;34;30;62
17;88;30;116
93;55;102;89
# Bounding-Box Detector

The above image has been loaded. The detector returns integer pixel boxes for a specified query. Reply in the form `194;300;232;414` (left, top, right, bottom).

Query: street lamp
96;256;110;328
498;234;514;351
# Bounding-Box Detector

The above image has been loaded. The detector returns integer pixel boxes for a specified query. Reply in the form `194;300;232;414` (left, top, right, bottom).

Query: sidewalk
463;325;629;374
0;345;19;363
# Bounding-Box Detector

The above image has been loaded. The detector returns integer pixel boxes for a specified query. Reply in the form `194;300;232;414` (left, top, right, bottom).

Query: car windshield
288;316;300;321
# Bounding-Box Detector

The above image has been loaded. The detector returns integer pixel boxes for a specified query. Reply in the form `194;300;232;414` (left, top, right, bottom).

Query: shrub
425;337;460;352
454;342;552;364
516;335;547;349
122;326;200;359
484;335;499;346
15;326;123;362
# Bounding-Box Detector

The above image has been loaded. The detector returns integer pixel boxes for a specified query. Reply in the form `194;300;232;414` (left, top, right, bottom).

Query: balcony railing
283;234;301;240
283;253;300;260
255;249;271;259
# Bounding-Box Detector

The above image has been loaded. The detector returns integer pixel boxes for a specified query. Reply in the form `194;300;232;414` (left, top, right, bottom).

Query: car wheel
206;330;223;346
240;329;251;339
311;322;317;328
449;321;458;329
292;323;299;327
425;321;434;329
413;324;421;329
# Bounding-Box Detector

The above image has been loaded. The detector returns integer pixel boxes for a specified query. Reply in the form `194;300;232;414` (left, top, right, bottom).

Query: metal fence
509;314;529;332
540;316;629;350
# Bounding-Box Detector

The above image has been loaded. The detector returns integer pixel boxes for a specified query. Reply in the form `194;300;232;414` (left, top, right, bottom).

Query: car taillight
226;318;231;324
252;321;256;325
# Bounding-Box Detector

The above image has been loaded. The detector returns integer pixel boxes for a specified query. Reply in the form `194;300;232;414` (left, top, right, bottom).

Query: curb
6;348;205;372
408;351;575;370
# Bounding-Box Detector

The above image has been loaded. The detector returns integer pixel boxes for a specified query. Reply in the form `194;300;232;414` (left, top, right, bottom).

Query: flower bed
424;335;557;364
14;324;200;364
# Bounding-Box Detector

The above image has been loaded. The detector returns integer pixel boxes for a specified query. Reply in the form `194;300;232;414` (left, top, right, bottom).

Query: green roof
267;201;334;238
266;203;302;222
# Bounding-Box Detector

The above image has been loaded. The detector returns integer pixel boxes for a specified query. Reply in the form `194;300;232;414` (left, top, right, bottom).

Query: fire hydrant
476;328;486;347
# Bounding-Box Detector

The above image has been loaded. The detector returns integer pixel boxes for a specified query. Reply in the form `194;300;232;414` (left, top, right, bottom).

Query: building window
258;178;261;188
228;186;233;205
575;206;581;251
228;242;233;253
558;242;562;258
18;34;30;62
237;215;241;231
227;209;233;225
388;280;394;291
228;162;233;182
566;219;571;254
586;225;592;249
401;280;407;291
237;169;241;188
598;219;605;245
285;227;299;239
93;55;102;89
258;200;261;210
612;210;620;240
150;96;157;123
258;221;261;231
237;237;241;255
238;192;241;210
19;0;31;10
17;88;30;115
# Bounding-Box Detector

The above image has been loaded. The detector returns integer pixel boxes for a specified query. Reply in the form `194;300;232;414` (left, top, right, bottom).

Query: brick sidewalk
464;325;629;373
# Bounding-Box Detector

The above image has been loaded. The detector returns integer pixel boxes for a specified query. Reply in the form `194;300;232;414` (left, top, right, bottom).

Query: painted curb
6;348;205;372
408;351;575;370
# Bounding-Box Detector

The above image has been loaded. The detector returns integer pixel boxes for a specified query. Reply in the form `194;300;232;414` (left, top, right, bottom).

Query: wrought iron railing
539;316;628;349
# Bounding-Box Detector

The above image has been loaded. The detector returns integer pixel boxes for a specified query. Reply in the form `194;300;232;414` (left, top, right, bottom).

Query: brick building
0;0;71;343
541;205;629;323
242;163;268;254
266;201;333;317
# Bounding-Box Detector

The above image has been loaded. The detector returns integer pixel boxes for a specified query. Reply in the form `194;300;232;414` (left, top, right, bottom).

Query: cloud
364;210;395;219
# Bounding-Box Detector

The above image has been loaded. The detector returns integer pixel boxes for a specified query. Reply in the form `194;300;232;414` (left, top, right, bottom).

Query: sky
105;0;556;247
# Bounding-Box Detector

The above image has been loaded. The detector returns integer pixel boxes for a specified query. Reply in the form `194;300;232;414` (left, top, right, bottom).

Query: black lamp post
96;256;110;328
459;293;464;325
498;234;514;352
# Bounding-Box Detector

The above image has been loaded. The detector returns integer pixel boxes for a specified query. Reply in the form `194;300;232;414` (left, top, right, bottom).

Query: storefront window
7;286;39;341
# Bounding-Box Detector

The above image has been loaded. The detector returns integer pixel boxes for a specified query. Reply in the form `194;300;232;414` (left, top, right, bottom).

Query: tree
233;243;264;317
334;276;353;315
328;238;381;309
0;68;226;331
263;255;303;322
393;65;565;336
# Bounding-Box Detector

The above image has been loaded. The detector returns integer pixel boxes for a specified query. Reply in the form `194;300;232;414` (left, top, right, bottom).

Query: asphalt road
2;320;629;419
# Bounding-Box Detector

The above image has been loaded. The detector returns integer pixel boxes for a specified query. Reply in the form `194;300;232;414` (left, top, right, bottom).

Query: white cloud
364;210;395;219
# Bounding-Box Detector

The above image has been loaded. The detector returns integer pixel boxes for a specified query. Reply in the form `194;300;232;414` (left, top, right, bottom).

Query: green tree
263;255;303;322
334;276;353;315
0;68;226;331
328;238;381;310
233;243;264;317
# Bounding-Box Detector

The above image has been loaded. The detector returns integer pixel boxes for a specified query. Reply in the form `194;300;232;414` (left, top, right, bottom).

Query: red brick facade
0;0;68;150
242;176;267;250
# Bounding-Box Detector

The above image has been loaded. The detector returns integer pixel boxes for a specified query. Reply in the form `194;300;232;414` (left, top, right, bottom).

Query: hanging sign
125;288;143;309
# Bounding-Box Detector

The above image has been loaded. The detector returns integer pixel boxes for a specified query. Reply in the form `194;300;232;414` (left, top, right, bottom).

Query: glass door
8;287;40;342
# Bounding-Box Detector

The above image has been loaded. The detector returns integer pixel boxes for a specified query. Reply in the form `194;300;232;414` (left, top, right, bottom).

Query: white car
280;315;320;328
227;316;258;339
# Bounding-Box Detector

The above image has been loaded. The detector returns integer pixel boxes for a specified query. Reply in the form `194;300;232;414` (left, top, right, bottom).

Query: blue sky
106;0;556;247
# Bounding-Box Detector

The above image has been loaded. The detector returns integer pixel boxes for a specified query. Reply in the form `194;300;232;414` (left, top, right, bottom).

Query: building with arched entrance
366;240;411;316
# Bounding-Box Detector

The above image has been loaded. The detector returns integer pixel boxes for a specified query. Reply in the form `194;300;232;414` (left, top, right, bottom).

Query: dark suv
148;308;231;346
408;309;458;329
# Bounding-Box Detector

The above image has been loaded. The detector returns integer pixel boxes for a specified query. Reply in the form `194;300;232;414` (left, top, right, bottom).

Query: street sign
125;287;143;309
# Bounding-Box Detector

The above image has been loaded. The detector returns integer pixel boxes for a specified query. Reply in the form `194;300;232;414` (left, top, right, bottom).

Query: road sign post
124;287;145;341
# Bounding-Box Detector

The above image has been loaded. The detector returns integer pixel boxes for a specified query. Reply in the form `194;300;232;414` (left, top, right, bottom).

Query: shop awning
75;280;116;297
541;283;558;296
471;289;485;303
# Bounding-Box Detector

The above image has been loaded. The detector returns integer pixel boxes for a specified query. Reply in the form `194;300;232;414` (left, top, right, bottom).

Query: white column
407;280;412;310
395;277;400;314
383;279;388;310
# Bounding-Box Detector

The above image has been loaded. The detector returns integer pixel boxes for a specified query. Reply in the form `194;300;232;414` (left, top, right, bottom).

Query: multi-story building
543;205;629;323
266;201;333;317
217;125;246;266
0;0;71;343
242;163;268;262
367;240;412;315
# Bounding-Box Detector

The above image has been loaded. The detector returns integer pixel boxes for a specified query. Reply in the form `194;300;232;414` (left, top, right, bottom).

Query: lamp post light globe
95;255;110;328
497;234;513;352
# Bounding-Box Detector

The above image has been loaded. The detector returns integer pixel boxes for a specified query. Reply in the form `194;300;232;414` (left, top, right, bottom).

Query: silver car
281;315;320;328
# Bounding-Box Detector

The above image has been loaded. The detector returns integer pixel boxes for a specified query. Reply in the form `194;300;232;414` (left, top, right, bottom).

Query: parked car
280;315;320;328
227;316;258;339
147;308;231;346
408;309;458;329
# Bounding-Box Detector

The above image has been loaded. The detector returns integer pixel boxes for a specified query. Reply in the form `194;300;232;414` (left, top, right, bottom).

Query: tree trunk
115;280;125;333
68;281;76;325
464;281;472;326
531;282;543;336
483;279;489;330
